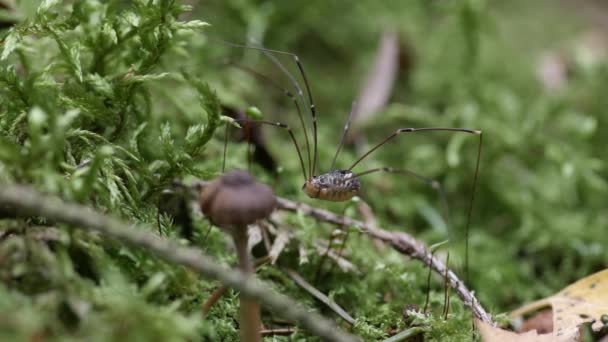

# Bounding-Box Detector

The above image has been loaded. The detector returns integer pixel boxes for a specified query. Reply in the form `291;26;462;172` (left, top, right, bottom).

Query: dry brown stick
357;201;385;251
275;197;494;325
312;242;356;272
282;268;356;325
260;327;295;337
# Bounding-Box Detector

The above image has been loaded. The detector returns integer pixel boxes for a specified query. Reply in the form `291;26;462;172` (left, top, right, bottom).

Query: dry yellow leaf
510;269;608;341
475;319;566;342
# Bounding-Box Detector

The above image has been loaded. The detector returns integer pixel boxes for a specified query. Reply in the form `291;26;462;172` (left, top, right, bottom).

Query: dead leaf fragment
352;30;400;125
511;269;608;341
475;319;564;342
521;309;553;334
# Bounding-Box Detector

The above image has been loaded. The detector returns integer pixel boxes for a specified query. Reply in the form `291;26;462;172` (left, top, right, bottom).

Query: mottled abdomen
302;170;361;202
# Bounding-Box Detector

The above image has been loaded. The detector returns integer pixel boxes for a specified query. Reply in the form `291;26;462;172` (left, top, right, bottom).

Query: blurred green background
1;0;607;340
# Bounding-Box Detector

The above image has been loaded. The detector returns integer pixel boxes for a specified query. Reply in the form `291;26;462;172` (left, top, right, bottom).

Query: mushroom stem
233;226;261;342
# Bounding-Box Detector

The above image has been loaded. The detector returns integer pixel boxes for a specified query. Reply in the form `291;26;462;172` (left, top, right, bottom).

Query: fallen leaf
475;319;562;342
521;309;553;334
511;269;608;341
352;30;400;126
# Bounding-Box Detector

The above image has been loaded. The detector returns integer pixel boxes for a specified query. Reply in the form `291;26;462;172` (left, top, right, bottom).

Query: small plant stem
313;232;333;283
443;252;451;320
201;256;272;315
331;227;350;272
423;249;436;313
201;286;227;315
233;227;261;342
315;205;348;282
245;124;252;172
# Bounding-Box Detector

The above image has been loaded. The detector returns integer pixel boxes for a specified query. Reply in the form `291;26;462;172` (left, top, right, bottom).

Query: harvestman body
303;169;360;202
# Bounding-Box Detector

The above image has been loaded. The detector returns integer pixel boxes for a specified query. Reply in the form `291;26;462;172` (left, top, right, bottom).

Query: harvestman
220;41;483;275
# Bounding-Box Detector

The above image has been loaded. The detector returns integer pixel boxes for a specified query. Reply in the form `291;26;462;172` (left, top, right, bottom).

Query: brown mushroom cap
199;170;276;228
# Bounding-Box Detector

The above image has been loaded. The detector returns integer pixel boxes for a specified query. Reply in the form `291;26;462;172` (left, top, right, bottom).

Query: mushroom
199;170;276;342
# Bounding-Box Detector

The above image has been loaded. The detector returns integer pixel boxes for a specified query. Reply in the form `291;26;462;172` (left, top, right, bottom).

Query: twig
381;327;427;342
282;268;356;325
313;242;356;272
260;327;295;337
423;248;438;313
0;185;359;342
201;286;227;315
443;252;451;320
275;196;494;325
357;201;385;251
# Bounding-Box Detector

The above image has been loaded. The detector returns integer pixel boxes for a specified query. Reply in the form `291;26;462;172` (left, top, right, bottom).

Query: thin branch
282;268;356;325
313;242;357;272
274;196;494;325
260;327;296;337
0;185;359;342
201;286;227;315
357;201;385;251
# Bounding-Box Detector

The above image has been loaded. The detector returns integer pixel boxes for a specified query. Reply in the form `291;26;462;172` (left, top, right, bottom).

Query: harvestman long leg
349;128;482;170
349;127;483;279
330;101;356;171
223;118;308;182
222;60;312;177
213;39;320;177
223;59;356;180
352;166;451;231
